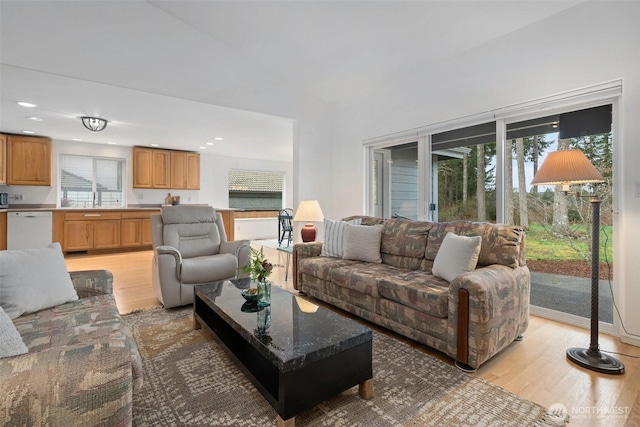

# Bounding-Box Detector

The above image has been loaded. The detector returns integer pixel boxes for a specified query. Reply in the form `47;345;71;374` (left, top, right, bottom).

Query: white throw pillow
0;307;28;358
321;218;361;258
0;242;78;319
432;232;482;282
342;224;383;263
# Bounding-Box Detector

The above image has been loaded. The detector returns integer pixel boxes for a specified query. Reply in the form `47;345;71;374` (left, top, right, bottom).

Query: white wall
321;2;640;341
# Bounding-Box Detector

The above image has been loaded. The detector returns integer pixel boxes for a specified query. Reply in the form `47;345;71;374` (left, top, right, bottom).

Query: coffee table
193;278;373;427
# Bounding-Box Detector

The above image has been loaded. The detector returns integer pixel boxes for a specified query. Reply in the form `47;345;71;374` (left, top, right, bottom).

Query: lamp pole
565;195;624;374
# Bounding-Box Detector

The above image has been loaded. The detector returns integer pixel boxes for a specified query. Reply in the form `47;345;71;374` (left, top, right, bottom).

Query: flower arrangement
242;246;276;282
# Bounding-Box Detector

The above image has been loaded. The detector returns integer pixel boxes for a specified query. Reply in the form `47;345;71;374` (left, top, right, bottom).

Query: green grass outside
526;224;613;262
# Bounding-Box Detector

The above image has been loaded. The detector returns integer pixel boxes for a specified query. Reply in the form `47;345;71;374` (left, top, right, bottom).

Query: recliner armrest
220;240;251;277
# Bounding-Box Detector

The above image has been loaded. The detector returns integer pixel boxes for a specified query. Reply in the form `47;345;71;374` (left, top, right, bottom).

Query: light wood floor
64;247;640;427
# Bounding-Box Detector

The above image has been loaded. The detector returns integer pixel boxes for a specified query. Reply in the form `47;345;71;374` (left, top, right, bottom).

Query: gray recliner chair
150;205;250;308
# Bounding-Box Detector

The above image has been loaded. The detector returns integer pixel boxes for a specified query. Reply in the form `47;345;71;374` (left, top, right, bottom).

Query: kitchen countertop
0;206;243;213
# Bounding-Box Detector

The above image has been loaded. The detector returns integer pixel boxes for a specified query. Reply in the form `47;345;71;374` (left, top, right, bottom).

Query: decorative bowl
241;288;259;302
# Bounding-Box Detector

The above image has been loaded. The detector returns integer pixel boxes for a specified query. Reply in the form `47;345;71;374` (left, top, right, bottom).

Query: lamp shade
531;149;604;186
293;200;324;222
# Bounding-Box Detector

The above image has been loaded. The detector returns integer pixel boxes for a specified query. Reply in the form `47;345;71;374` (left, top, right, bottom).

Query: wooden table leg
277;415;295;427
193;315;201;330
359;378;374;400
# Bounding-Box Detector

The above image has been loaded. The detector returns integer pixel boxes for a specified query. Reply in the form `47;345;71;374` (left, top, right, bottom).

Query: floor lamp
531;149;624;375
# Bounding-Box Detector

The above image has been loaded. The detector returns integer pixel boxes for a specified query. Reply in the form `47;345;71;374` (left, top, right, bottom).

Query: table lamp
531;148;624;375
293;200;324;242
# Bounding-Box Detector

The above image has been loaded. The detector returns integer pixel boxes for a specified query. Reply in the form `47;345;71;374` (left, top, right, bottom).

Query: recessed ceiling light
206;142;215;146
26;116;43;121
199;146;206;150
21;130;35;134
214;137;223;141
107;141;117;145
17;101;37;108
72;138;82;141
150;144;159;147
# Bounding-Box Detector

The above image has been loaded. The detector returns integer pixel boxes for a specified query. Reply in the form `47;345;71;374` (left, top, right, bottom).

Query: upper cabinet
5;134;52;186
133;147;199;190
170;151;201;190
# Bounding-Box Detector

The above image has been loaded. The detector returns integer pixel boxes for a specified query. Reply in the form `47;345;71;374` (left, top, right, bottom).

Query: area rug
126;307;569;426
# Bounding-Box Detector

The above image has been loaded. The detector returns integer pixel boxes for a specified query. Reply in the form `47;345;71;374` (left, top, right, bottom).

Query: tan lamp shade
531;149;604;187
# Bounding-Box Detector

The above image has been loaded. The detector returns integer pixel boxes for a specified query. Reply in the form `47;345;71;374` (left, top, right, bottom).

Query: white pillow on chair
0;243;78;319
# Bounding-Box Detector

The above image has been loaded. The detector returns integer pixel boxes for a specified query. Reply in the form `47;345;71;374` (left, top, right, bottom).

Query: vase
257;280;271;307
256;305;271;337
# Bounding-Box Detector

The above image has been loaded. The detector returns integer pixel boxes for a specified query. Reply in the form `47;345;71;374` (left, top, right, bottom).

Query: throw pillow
321;218;362;258
0;242;78;319
0;307;28;358
342;224;383;263
432;232;482;282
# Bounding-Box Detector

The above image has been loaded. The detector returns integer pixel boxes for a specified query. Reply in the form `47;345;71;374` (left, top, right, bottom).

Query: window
228;170;284;210
59;155;125;208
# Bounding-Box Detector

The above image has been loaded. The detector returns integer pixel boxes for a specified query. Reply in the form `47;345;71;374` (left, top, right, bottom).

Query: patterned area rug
126;307;568;426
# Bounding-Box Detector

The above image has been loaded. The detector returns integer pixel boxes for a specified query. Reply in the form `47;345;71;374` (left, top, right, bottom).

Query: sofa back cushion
162;206;221;258
423;221;525;270
380;219;433;270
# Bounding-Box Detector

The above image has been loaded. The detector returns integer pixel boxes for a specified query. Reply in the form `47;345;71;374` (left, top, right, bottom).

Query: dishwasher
7;211;53;250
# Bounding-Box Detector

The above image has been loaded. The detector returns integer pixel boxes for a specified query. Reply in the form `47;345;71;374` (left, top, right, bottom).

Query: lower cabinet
60;210;158;253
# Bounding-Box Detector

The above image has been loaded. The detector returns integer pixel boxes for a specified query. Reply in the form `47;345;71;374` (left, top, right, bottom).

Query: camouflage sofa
0;270;142;426
293;217;530;370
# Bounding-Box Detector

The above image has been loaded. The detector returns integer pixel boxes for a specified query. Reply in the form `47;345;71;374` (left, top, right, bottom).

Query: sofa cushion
0;307;28;359
320;218;361;258
432;232;482;282
12;294;143;393
0;243;79;320
380;219;433;270
378;270;450;318
297;257;362;282
330;262;405;298
343;224;383;263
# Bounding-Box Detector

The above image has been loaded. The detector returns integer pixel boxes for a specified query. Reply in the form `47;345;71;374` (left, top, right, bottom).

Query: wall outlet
13;194;24;200
138;193;143;200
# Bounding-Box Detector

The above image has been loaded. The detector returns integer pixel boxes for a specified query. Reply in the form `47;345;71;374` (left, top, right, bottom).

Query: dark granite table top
195;279;372;373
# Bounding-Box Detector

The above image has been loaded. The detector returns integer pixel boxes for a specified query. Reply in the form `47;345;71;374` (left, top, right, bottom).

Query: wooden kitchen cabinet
6;135;51;186
63;211;121;252
0;134;6;185
121;210;155;247
133;147;199;189
0;211;7;250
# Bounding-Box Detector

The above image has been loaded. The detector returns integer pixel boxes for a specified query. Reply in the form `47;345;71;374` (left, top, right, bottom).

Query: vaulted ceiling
0;1;581;161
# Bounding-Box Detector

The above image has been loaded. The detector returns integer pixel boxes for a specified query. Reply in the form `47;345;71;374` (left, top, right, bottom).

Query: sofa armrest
0;342;133;426
447;264;530;369
292;242;323;290
70;270;114;298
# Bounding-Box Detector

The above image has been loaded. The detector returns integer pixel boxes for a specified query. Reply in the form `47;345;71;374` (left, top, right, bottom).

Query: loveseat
293;216;530;370
0;269;142;426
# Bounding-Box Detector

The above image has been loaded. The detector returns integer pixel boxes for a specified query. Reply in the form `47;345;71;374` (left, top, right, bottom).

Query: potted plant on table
241;246;276;307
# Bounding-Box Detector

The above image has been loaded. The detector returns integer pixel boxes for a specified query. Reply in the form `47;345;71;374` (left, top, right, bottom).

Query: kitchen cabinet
58;209;159;252
5;135;51;186
0;211;7;250
121;210;155;247
133;147;199;190
63;211;121;252
132;147;170;189
0;134;6;184
170;151;200;190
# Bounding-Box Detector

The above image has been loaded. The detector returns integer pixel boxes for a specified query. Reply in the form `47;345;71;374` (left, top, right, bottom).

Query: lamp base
566;347;625;375
301;223;317;242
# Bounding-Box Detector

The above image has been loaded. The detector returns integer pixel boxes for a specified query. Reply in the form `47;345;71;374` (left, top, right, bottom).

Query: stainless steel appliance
0;193;8;208
7;211;53;250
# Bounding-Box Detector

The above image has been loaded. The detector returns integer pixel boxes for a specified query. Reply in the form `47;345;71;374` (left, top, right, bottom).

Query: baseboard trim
530;305;617;336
